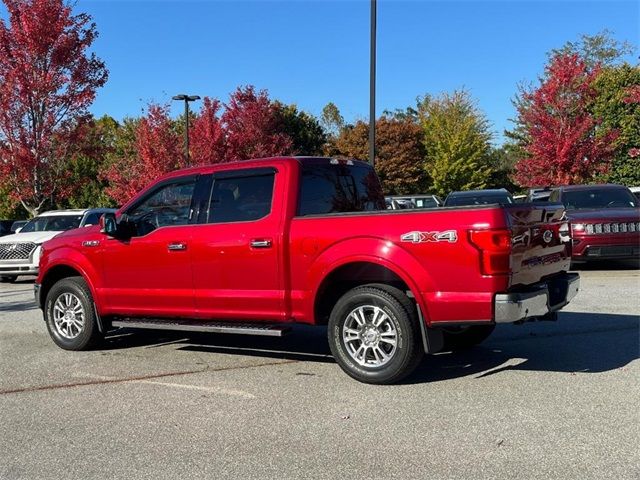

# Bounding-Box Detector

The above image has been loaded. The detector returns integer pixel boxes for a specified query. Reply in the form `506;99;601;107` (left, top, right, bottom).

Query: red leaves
190;97;225;166
103;105;182;205
104;86;294;205
222;86;292;161
513;54;617;187
0;0;108;215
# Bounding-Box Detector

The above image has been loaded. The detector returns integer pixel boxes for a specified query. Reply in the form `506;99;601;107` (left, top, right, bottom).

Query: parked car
386;195;442;210
526;187;553;202
443;188;513;207
36;157;578;384
0;220;15;237
548;184;640;262
630;186;640;201
385;197;415;210
10;220;28;234
0;208;115;282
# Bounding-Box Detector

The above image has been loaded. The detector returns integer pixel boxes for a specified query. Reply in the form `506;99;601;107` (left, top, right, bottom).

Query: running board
110;318;291;337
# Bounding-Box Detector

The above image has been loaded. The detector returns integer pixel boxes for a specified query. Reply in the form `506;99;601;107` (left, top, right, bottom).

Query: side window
83;212;101;226
126;179;196;236
207;173;275;223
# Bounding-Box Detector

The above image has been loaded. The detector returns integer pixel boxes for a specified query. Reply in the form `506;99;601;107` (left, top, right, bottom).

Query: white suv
0;208;115;282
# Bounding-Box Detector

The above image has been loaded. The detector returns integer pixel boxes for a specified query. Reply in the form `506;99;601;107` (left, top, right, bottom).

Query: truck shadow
102;311;638;383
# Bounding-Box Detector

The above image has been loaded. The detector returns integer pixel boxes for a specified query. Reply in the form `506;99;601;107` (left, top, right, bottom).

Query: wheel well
39;265;83;309
314;262;411;324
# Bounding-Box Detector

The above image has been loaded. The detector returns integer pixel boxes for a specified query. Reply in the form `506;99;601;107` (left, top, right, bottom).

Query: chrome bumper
494;273;580;324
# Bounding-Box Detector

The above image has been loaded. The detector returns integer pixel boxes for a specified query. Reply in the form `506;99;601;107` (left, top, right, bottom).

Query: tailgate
505;203;572;288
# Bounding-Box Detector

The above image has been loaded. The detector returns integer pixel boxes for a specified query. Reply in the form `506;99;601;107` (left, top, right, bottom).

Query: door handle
168;242;187;251
250;239;272;249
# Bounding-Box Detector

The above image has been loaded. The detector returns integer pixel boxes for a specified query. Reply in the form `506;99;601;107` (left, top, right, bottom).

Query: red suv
548;184;640;262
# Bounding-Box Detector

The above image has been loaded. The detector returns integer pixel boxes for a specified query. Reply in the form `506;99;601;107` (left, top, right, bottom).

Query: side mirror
100;213;119;237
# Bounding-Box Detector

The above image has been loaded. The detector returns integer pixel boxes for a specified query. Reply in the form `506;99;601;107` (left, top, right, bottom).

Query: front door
100;176;198;317
190;168;284;321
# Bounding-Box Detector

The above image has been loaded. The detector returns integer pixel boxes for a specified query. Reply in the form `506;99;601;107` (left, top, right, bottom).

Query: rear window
297;161;385;216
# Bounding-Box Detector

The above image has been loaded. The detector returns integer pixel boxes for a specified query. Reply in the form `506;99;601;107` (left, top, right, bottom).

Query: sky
2;0;640;144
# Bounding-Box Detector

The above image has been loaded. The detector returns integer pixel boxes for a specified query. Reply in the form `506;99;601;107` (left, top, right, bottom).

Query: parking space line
0;359;298;396
137;380;256;398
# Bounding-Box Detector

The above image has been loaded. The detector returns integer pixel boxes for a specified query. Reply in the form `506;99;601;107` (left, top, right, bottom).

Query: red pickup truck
35;157;579;384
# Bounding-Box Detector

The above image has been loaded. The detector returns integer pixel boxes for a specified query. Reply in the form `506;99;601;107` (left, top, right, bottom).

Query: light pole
172;94;200;163
369;0;376;167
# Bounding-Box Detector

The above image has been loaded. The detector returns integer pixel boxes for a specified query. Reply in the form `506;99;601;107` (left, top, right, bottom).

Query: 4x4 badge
401;230;458;244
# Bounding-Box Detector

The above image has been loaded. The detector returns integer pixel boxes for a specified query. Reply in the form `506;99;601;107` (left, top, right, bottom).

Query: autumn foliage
335;117;427;195
0;0;108;215
512;54;617;186
103;87;295;205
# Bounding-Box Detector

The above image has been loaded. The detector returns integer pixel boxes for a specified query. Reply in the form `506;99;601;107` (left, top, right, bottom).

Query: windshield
562;188;638;210
20;215;83;233
445;194;513;207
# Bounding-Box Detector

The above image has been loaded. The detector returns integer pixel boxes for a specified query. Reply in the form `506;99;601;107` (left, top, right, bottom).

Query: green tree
275;103;326;156
0;184;29;219
418;91;495;197
61;115;120;209
550;29;635;69
591;63;640;185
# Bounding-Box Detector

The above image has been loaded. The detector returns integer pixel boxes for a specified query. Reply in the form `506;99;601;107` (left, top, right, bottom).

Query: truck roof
147;156;370;182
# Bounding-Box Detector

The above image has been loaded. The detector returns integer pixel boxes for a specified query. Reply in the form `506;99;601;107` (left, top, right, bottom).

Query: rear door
190;167;285;321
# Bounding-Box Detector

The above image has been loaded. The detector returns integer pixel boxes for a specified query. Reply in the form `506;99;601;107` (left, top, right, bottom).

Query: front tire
328;284;423;384
44;276;102;350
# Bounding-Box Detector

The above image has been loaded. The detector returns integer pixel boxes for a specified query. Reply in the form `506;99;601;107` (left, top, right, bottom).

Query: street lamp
369;0;376;167
172;94;201;163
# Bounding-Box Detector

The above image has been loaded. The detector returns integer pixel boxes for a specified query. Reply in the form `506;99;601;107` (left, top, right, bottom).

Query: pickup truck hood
0;231;62;244
567;208;640;222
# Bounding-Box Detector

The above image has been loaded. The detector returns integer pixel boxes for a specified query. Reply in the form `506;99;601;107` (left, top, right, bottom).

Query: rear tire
328;284;423;384
0;276;17;283
441;325;495;351
44;276;102;350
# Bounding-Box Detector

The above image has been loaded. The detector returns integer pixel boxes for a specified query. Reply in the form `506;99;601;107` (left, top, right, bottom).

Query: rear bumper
494;273;580;323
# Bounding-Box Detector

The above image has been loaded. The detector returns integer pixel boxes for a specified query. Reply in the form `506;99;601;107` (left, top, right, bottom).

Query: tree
62;115;118;209
511;54;617;187
0;0;108;216
320;102;345;138
418;91;495;197
334;117;427;195
275;102;326;156
103;105;182;205
190;97;225;165
550;30;635;69
222;86;292;161
591;64;640;185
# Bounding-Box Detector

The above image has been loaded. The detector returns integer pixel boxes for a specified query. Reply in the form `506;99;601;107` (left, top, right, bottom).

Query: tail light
468;229;512;275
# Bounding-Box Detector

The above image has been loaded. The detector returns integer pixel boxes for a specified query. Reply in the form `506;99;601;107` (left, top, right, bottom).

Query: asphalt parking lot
1;264;638;480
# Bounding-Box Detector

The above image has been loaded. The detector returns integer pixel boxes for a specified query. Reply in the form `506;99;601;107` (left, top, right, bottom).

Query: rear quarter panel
289;207;510;325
